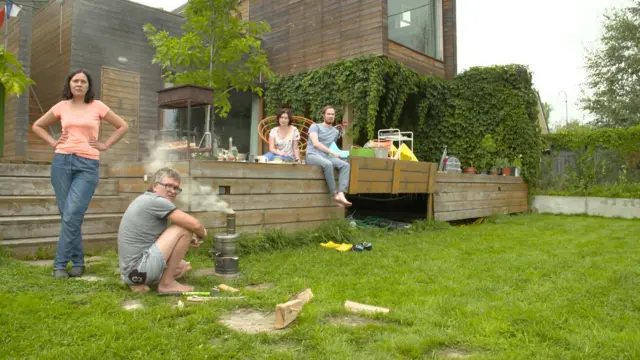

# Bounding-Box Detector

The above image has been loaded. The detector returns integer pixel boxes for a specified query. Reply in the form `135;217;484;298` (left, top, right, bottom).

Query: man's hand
190;234;202;248
331;152;341;159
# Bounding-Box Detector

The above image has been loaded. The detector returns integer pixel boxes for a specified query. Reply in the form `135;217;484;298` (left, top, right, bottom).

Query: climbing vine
264;56;543;181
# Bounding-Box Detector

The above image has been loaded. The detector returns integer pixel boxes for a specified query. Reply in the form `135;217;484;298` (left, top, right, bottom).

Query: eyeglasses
157;182;182;193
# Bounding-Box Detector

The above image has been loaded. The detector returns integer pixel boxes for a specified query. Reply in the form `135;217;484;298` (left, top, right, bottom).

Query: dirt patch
219;309;282;334
23;260;53;267
432;348;472;359
192;268;216;277
74;275;105;282
327;315;386;327
244;283;275;292
121;299;144;311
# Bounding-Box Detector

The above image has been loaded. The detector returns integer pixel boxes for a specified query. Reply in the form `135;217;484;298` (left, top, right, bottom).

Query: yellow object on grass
320;241;339;248
335;243;353;252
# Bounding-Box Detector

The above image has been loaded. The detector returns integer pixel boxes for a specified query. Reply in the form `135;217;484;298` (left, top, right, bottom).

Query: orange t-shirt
52;100;111;161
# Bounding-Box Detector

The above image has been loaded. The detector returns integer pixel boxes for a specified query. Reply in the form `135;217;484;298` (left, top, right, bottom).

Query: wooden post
348;157;360;194
426;163;438;220
341;103;353;150
391;161;401;194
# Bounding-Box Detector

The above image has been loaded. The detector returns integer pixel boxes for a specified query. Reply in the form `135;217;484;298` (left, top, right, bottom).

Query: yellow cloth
390;143;418;161
320;241;339;248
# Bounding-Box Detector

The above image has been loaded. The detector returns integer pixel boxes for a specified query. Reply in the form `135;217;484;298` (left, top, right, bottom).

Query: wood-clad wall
248;0;386;75
434;173;528;221
387;41;445;78
99;67;140;163
28;0;73;162
108;161;344;234
1;18;21;160
70;0;183;163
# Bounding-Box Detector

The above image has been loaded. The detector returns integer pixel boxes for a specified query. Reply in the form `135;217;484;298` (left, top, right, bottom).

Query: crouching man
118;167;207;293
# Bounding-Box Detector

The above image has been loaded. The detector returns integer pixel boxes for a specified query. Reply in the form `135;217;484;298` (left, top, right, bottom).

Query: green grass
2;214;640;359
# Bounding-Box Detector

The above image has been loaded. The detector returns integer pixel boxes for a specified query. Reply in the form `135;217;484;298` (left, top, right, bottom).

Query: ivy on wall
264;56;543;181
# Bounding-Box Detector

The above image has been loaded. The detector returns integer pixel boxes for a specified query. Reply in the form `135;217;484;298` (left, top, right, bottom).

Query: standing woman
32;70;129;279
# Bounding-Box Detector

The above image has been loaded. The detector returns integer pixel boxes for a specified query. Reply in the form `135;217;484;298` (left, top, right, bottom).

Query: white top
269;126;301;157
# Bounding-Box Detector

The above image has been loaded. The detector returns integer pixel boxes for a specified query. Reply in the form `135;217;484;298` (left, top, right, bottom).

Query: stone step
1;233;118;260
0;177;119;196
0;213;122;240
0;162;108;178
0;195;131;217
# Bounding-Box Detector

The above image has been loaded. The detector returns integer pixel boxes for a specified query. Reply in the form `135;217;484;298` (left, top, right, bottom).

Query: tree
542;102;553;124
143;0;273;138
0;46;35;157
580;1;640;128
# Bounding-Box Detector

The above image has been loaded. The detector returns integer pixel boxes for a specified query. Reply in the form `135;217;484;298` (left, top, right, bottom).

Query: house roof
172;2;187;14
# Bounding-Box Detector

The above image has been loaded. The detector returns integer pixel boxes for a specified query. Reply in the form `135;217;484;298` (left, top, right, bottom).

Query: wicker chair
258;115;316;157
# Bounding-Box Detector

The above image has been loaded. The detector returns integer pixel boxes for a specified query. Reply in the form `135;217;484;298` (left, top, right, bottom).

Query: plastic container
350;148;375;158
444;156;462;173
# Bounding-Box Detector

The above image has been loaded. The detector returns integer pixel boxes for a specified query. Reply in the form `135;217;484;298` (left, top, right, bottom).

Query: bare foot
157;281;194;293
334;197;345;208
335;192;352;207
129;284;150;293
174;261;192;279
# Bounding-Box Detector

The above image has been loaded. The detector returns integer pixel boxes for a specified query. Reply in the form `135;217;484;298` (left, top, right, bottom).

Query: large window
388;0;443;60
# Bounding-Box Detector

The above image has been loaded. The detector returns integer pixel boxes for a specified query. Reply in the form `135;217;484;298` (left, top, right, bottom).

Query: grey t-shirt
118;191;176;275
306;123;339;157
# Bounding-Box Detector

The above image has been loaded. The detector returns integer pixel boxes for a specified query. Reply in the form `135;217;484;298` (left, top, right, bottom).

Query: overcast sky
131;0;632;128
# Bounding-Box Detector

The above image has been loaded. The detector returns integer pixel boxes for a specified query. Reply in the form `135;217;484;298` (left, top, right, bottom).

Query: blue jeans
51;153;100;270
306;153;350;194
263;152;295;162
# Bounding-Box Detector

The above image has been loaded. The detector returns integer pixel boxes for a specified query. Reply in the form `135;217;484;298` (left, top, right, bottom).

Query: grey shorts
122;244;167;285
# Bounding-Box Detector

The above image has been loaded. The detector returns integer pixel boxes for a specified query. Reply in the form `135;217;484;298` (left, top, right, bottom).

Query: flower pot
489;169;499;175
463;167;476;174
501;167;511;176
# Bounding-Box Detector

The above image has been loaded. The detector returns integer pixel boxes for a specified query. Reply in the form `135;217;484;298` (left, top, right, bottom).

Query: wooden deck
346;157;528;221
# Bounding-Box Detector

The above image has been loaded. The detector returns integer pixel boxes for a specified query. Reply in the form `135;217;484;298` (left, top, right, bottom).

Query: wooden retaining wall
433;173;529;221
108;160;344;235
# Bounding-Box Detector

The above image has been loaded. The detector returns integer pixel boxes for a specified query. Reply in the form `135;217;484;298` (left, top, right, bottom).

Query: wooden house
0;0;183;163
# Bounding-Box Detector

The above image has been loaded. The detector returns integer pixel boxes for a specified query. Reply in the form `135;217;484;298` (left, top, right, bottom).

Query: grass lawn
1;214;639;359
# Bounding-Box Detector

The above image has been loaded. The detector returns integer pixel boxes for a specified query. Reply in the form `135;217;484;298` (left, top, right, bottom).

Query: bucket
370;139;392;149
214;255;239;276
374;147;388;158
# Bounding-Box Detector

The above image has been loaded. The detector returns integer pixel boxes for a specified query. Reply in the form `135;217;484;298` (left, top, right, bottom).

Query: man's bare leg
154;225;194;293
174;260;192;279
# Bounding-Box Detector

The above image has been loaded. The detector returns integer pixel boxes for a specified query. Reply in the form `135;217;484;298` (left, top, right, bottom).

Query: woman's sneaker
52;269;69;279
68;266;85;278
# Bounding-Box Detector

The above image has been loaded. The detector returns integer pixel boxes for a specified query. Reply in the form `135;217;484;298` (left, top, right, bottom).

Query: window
388;0;443;60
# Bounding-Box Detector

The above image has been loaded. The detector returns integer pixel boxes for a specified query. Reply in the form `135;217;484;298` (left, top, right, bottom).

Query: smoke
142;141;234;214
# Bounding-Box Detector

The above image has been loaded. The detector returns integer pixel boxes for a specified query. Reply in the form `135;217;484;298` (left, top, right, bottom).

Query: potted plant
462;161;477;174
511;155;523;177
494;157;511;176
476;135;497;174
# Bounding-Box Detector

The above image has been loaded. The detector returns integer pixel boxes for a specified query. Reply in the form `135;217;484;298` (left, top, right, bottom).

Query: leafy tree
542;102;552;124
580;1;640;128
143;0;273;120
0;46;34;97
0;46;35;157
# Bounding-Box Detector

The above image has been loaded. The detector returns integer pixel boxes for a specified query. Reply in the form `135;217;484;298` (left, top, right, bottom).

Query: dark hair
276;108;293;126
62;70;95;103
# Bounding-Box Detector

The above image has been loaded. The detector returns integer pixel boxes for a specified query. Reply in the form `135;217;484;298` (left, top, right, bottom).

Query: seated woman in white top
264;109;301;162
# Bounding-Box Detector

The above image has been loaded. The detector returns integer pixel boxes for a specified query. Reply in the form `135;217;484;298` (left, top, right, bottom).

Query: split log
288;288;313;304
219;284;240;293
344;300;389;314
275;299;303;329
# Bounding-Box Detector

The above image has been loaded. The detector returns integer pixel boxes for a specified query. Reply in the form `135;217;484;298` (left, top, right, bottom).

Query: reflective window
388;0;442;60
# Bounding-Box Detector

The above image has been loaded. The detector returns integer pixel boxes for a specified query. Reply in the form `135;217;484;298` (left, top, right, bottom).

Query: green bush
537;124;640;198
264;56;543;182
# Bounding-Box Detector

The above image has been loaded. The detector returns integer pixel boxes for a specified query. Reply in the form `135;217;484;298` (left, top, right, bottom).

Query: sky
131;0;632;129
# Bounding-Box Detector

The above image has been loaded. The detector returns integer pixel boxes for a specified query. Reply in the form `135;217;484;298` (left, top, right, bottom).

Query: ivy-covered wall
264;56;543;181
